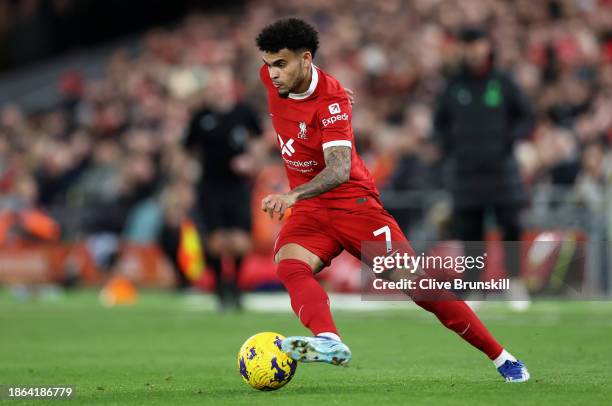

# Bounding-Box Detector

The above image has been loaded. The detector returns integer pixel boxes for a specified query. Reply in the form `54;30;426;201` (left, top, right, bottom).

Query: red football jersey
260;64;380;209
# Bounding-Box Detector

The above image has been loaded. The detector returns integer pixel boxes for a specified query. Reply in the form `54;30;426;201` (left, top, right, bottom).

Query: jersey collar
288;64;319;100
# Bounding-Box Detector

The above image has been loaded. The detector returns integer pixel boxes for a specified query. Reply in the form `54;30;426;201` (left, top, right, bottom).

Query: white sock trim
493;349;517;368
317;332;341;342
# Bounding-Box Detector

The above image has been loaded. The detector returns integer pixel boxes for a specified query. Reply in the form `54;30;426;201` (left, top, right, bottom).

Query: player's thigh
274;209;342;273
333;202;414;265
336;207;422;281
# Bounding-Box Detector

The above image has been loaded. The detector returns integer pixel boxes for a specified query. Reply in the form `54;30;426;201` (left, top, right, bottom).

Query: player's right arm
261;145;351;220
288;144;352;200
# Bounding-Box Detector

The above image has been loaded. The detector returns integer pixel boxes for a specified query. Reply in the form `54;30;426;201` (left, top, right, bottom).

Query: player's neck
292;65;313;94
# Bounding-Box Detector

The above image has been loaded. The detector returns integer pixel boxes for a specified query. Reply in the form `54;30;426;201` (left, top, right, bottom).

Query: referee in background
185;67;263;311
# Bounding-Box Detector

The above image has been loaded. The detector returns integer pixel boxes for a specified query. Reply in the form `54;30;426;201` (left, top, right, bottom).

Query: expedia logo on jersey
328;103;341;114
322;113;348;127
322;102;348;127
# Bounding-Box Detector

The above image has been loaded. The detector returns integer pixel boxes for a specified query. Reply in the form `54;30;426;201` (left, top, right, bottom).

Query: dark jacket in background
432;67;535;208
185;102;262;188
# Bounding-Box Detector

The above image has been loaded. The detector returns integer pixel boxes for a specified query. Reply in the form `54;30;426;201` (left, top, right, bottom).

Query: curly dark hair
256;18;320;57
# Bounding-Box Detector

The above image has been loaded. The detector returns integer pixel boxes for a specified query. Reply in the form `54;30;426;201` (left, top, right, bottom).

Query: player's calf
276;258;339;336
379;264;531;382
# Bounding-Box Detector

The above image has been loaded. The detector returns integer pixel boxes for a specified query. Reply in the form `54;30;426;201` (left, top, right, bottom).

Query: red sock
276;259;339;337
410;281;503;360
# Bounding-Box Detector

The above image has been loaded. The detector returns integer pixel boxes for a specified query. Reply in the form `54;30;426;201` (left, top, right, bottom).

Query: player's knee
276;258;313;283
274;243;323;271
377;266;423;283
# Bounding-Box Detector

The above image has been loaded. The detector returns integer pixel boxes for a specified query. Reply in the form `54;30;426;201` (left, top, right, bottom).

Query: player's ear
301;51;312;69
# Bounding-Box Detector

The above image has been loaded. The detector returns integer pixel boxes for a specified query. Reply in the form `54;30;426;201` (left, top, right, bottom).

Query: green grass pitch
1;290;611;405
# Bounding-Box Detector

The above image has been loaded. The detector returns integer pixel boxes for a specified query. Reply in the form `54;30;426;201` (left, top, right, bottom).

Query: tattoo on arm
291;145;352;202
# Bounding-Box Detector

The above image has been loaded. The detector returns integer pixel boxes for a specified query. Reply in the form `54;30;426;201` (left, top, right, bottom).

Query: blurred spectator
574;140;611;214
0;173;60;246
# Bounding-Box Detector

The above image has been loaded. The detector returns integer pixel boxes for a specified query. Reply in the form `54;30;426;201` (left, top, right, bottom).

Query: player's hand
261;193;297;220
344;88;355;105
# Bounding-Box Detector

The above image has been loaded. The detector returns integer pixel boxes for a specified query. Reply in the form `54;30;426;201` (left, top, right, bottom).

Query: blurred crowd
1;0;611;259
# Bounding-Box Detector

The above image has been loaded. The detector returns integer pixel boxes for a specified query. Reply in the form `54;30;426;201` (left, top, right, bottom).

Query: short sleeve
317;95;353;150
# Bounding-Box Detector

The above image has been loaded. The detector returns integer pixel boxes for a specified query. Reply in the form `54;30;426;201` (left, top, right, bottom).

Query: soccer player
256;18;529;383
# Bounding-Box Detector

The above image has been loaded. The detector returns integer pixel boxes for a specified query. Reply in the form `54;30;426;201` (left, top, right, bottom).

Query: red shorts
274;195;415;268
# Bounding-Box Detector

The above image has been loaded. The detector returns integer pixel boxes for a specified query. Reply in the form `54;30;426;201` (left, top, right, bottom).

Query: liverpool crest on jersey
297;121;308;140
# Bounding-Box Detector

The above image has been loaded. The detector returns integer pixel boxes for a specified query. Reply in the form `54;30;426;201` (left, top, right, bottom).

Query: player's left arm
261;145;351;220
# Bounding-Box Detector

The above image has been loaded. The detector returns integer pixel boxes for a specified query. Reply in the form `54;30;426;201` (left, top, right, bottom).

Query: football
237;332;298;391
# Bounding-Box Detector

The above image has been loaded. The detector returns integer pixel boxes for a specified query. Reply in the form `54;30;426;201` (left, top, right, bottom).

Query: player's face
262;49;312;98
